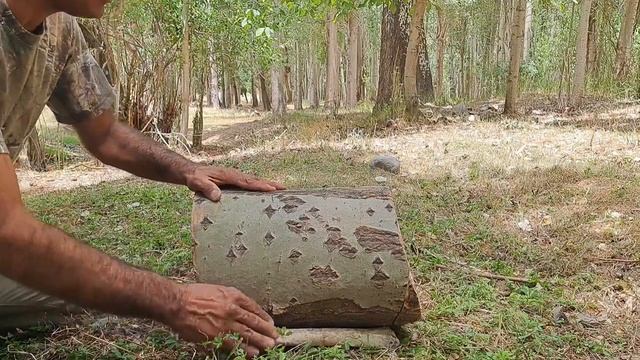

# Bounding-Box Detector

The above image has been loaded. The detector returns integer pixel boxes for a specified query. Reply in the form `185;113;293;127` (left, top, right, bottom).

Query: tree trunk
251;75;259;108
357;22;365;101
571;0;594;107
259;72;271;111
614;0;640;80
179;0;191;136
523;0;533;61
586;4;598;74
27;129;46;172
209;58;220;109
271;65;287;117
404;0;429;118
435;6;447;99
295;42;304;111
192;74;205;150
374;1;411;113
309;41;320;109
192;188;422;328
232;76;240;107
347;11;360;108
325;8;340;115
504;0;526;115
223;68;232;109
417;18;435;102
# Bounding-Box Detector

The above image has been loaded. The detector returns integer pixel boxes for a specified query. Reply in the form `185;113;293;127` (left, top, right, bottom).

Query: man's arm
0;155;277;356
72;111;284;201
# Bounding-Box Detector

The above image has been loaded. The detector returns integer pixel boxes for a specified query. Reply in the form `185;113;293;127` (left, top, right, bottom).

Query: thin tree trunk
27;129;46;172
259;72;271;111
357;22;365;101
586;4;598;74
523;0;533;61
504;0;527;115
192;74;205;150
309;40;320;109
272;54;287;117
251;75;259;108
615;0;640;80
232;76;241;107
404;0;428;117
295;42;304;110
347;11;360;108
209;57;220;109
179;0;191;136
417;15;435;102
223;68;232;109
435;6;446;99
571;0;594;107
325;8;340;115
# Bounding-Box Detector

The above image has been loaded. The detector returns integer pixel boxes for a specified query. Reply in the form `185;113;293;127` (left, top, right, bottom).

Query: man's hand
167;284;279;358
186;166;286;202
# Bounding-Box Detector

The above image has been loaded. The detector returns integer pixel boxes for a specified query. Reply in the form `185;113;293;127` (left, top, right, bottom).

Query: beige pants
0;275;76;331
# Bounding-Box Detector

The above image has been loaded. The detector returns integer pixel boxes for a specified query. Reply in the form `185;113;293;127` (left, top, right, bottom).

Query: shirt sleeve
47;19;116;124
0;129;8;156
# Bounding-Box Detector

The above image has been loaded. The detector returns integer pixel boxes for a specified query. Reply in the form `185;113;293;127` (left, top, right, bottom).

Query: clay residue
354;226;406;261
309;265;340;285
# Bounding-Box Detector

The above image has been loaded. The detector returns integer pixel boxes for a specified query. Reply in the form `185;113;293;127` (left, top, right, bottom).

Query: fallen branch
426;249;532;283
436;264;531;284
589;257;640;264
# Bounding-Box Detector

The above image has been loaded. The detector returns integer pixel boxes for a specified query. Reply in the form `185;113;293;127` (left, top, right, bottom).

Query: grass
3;147;639;359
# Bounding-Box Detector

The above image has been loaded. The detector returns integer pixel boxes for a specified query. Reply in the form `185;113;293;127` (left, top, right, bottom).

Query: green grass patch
5;148;638;359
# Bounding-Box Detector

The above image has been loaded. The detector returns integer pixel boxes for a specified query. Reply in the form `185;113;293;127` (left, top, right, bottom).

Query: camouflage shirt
0;0;115;161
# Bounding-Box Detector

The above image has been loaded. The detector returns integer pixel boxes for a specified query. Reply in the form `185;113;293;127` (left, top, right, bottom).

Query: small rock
608;211;623;219
577;313;609;328
371;155;401;174
80;210;90;218
552;306;569;325
453;104;468;116
468;114;477;122
597;243;609;251
127;202;141;209
375;176;388;184
517;219;533;232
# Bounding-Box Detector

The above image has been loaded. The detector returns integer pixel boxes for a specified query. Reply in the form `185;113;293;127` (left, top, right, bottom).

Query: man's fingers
230;321;277;351
202;182;222;202
231;289;276;326
267;180;286;190
236;308;279;340
235;177;278;192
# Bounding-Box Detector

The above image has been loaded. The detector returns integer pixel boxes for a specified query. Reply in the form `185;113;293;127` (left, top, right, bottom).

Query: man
0;0;284;357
